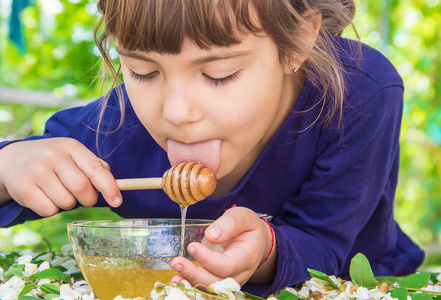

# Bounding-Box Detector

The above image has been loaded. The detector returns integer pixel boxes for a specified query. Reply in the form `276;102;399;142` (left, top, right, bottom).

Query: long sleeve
244;84;422;296
0;86;172;228
0;97;108;227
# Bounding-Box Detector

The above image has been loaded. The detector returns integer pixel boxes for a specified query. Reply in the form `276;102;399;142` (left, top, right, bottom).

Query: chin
214;165;234;180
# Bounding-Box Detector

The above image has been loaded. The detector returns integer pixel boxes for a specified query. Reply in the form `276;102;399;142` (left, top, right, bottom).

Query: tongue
167;139;222;175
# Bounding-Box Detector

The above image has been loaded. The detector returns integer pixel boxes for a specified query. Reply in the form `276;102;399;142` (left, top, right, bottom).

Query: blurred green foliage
0;0;440;266
353;0;441;256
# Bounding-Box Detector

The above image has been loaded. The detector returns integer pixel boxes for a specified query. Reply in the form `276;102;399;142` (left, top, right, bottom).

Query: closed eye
129;70;159;83
203;71;241;87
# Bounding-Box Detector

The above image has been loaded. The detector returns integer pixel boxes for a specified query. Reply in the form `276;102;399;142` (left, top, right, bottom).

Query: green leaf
39;283;60;296
29;268;71;283
18;284;36;298
430;273;440;285
244;292;267;300
349;253;377;288
0;255;14;270
276;289;300;300
307;268;339;288
53;265;67;272
71;271;85;280
4;264;25;279
5;252;20;261
390;287;409;300
411;292;433;300
375;275;404;284
19;296;42;300
399;273;431;289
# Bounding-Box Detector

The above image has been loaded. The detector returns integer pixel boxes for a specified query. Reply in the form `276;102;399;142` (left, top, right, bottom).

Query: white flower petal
23;263;39;277
19;249;38;258
211;277;242;299
51;256;71;266
179;280;193;289
164;287;190;300
38;261;51;271
298;285;310;298
37;252;55;261
150;288;164;300
284;287;299;296
61;244;73;253
309;278;329;293
334;291;351;300
59;283;82;300
37;279;52;286
82;292;95;300
17;254;33;265
349;286;370;299
0;287;21;300
2;276;26;291
72;280;93;294
62;258;77;269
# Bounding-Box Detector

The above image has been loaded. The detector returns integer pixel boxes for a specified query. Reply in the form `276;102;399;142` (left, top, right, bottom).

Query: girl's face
118;32;298;187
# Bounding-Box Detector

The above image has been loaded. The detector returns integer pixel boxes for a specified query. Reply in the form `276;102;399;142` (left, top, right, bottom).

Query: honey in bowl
77;255;177;300
67;219;212;300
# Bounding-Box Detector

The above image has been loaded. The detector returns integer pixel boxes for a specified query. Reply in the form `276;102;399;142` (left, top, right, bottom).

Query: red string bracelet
257;217;275;269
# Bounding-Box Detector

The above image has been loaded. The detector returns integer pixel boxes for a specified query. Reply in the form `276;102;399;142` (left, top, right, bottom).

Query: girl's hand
170;207;277;287
0;138;122;216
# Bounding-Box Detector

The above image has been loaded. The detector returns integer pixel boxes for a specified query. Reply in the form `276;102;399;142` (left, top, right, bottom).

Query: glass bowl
67;218;212;300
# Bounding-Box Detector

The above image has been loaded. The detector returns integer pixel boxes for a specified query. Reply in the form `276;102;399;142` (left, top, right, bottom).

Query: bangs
98;0;263;54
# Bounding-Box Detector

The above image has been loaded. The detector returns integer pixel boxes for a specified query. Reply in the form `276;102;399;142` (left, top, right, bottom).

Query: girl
0;0;424;297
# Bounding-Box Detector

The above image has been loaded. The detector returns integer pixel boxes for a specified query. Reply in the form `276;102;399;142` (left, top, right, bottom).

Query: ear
284;9;322;74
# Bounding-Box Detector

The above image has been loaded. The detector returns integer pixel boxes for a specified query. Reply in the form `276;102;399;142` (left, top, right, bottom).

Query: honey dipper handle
116;178;163;190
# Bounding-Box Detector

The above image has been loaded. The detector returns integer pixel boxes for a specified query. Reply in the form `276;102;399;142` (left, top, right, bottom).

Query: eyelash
203;72;241;87
129;70;158;83
129;70;241;87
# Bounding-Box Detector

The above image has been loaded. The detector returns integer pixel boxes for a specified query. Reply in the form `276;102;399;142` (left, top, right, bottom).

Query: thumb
204;206;259;244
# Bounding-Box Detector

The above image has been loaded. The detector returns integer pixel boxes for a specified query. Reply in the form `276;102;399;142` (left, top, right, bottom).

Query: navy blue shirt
0;36;424;296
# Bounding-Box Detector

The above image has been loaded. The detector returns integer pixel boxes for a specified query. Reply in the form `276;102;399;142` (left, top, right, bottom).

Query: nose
162;82;202;125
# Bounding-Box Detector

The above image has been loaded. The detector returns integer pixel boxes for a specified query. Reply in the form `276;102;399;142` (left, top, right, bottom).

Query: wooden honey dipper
116;162;217;206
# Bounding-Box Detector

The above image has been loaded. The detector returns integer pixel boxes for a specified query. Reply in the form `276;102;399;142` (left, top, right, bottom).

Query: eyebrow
116;48;252;65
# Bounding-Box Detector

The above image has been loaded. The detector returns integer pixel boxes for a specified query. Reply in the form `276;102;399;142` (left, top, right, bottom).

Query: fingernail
207;226;221;239
113;196;122;206
174;263;183;272
187;245;195;254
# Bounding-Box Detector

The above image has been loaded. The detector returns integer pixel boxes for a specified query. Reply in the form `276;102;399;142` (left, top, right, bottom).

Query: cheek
121;68;157;120
217;75;283;132
124;82;162;131
124;77;154;114
126;87;167;150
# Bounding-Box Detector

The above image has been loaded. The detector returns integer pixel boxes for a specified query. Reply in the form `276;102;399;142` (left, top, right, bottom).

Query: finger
204;207;259;244
54;159;98;207
14;184;60;217
70;147;122;207
36;170;78;210
171;275;185;284
171;256;223;287
171;253;251;287
188;240;255;279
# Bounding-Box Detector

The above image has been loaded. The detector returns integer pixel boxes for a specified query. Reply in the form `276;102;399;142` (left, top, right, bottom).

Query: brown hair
94;0;358;133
